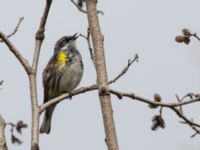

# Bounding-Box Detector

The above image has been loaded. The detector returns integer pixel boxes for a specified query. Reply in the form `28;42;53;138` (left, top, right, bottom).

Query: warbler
40;33;84;134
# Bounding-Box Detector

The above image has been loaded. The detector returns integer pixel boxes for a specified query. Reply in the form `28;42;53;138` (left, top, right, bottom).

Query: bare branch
6;120;27;145
0;116;8;150
29;0;53;149
171;107;200;128
0;81;3;86
71;0;87;13
110;89;200;133
0;17;24;42
80;28;95;64
39;84;200;137
71;0;104;15
32;0;52;71
86;0;119;149
180;119;200;138
39;84;200;118
0;32;31;73
109;54;139;84
39;84;98;113
191;33;200;41
110;89;200;108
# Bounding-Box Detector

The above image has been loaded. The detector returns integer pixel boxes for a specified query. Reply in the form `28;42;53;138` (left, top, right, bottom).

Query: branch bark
29;0;52;149
0;32;31;73
0;116;8;150
86;0;119;149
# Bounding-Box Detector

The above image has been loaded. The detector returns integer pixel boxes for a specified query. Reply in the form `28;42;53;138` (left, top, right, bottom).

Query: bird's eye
68;58;72;64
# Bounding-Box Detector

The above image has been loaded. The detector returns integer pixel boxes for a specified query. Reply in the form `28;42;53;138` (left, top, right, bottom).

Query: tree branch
0;81;3;86
0;17;24;42
109;54;139;84
39;82;200;138
71;0;87;14
171;107;200;127
110;89;200;133
32;0;52;71
29;0;53;150
80;28;95;65
86;1;119;149
0;116;8;150
110;89;200;107
191;33;200;41
39;84;98;113
71;0;104;15
0;32;31;73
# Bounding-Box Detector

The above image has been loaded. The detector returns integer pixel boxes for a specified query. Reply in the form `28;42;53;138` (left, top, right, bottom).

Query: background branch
191;33;200;41
80;28;95;65
110;89;200;134
0;17;24;42
71;0;87;14
39;83;200;137
109;54;139;84
0;116;8;150
0;81;3;86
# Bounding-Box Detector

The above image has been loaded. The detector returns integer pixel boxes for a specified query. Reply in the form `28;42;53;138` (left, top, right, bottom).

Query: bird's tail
40;107;55;134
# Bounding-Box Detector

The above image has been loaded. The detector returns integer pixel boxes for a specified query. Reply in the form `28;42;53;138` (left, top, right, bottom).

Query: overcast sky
1;0;200;150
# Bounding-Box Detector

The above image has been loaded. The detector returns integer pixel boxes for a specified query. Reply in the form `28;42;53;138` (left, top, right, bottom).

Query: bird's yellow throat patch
57;51;68;65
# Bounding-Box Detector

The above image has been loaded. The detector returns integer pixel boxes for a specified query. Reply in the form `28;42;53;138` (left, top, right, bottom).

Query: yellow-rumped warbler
40;33;84;134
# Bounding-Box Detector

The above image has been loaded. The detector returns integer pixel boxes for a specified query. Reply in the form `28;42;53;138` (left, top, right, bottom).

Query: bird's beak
72;33;79;40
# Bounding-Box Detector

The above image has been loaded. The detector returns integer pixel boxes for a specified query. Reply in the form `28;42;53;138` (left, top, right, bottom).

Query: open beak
71;33;79;40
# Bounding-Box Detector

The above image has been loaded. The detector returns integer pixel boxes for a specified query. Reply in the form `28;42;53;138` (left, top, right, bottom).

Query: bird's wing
42;56;57;103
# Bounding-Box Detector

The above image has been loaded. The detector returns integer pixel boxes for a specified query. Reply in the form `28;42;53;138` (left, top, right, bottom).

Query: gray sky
1;0;200;150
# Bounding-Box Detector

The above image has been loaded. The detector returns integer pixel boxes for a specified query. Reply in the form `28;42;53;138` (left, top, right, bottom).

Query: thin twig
192;33;200;41
71;0;104;15
175;94;183;114
80;28;95;64
180;120;200;137
109;54;139;84
171;107;200;128
71;0;87;13
0;80;3;86
0;17;24;42
0;115;7;150
159;107;163;116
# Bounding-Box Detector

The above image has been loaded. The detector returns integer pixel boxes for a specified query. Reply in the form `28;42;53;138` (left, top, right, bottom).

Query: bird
40;33;84;134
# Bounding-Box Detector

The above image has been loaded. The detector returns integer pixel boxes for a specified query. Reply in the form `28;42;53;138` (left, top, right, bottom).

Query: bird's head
54;33;79;52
